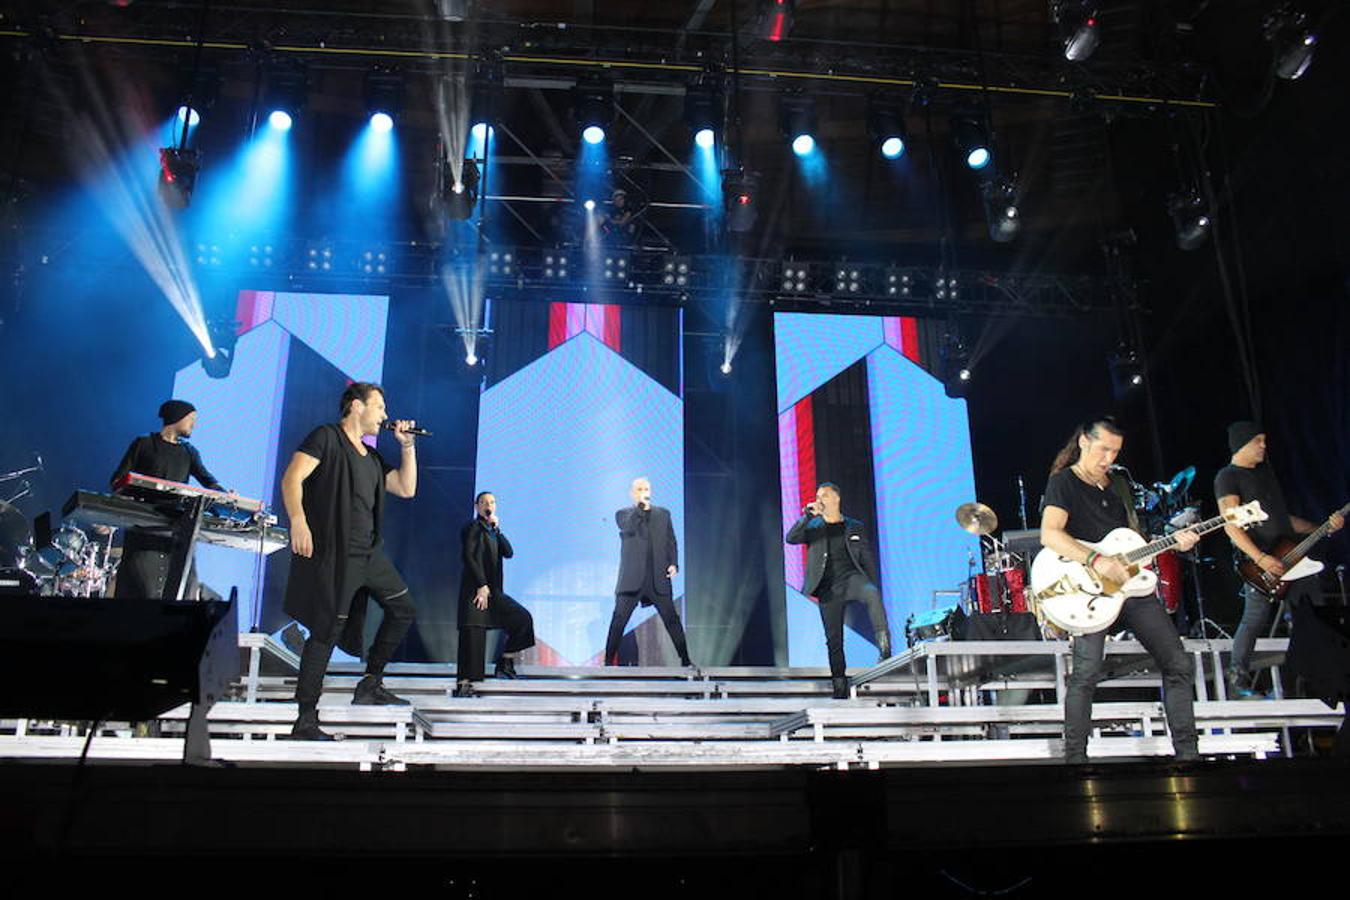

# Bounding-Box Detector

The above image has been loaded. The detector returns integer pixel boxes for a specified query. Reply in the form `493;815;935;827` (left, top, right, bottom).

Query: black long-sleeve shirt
110;433;223;491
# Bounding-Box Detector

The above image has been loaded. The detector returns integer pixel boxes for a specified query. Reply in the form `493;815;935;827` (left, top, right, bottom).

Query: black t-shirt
298;428;391;553
1043;468;1131;544
818;521;860;594
1214;463;1294;552
111;434;222;490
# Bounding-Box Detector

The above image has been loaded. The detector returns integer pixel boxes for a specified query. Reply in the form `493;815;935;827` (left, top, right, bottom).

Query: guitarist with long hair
1041;416;1200;763
1215;422;1344;699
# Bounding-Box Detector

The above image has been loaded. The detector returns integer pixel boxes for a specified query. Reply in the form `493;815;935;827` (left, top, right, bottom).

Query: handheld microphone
382;421;432;437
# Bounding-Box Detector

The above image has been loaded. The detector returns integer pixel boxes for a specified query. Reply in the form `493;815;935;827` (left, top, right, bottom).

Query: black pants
817;572;890;680
1230;578;1321;675
1064;596;1197;759
605;591;690;665
114;532;197;600
457;592;536;682
295;549;417;708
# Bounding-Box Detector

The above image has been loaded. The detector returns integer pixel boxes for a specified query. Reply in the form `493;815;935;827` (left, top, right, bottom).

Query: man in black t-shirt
1041;417;1200;763
1215;421;1343;698
786;482;891;699
280;383;421;741
110;399;224;599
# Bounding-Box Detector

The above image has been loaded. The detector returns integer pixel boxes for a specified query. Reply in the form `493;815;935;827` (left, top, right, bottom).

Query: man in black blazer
604;477;692;667
786;482;892;698
457;491;535;693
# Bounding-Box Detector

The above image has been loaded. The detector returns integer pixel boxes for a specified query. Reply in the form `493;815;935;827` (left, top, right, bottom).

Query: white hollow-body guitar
1030;501;1268;636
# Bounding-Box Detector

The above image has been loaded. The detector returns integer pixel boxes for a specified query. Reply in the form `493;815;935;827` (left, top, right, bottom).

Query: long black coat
283;424;393;656
458;517;515;629
614;505;678;600
785;514;880;598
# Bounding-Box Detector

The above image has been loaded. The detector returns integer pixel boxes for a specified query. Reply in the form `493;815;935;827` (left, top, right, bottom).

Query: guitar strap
1107;473;1142;536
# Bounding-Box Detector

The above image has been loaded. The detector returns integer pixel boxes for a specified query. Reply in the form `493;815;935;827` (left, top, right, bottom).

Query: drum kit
955;501;1030;617
1;458;118;598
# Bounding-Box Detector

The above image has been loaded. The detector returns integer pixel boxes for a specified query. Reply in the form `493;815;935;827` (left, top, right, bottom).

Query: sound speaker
1286;602;1350;704
0;595;238;722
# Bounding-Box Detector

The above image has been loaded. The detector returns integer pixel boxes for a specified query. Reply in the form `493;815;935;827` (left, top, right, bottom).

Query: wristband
1085;550;1100;568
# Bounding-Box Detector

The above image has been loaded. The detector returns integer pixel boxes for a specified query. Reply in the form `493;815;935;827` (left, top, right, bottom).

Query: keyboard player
109;399;225;599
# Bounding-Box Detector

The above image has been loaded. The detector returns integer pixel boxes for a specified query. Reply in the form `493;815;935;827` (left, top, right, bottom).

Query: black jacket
283;424;393;656
785;514;879;598
458;517;515;629
614;505;678;599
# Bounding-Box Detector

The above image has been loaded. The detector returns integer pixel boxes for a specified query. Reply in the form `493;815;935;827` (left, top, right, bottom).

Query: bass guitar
1237;501;1349;600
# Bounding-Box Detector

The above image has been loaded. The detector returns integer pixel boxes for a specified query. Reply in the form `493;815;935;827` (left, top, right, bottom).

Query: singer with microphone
455;491;536;695
281;382;421;741
603;477;692;667
786;482;892;699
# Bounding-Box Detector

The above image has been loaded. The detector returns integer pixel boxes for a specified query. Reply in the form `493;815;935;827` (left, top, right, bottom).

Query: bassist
1215;422;1343;698
1041;417;1200;764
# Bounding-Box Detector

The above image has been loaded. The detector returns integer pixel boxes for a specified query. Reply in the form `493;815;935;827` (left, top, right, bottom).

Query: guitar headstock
1223;500;1268;529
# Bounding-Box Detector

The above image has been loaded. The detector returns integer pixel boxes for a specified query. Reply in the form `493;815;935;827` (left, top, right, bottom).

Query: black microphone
382;421;432;437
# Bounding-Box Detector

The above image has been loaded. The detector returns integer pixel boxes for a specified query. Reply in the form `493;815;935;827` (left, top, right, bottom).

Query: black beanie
1227;421;1263;455
159;399;197;425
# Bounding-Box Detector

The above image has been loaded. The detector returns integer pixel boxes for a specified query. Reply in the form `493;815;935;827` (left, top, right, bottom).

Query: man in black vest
281;382;420;741
110;399;224;599
456;491;536;694
604;477;692;667
786;482;892;699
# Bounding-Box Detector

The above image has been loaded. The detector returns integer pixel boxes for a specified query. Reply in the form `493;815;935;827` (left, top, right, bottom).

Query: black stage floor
4;757;1347;895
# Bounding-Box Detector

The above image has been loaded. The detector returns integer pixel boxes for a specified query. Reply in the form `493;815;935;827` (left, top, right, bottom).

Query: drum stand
1186;553;1230;639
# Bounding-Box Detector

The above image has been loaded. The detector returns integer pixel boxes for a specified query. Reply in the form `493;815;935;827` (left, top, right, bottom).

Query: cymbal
955;501;999;536
0;499;31;556
1166;465;1196;496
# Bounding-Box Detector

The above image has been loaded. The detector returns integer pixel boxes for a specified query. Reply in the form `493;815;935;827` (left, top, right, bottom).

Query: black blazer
458;517;515;629
614;505;678;596
785;514;879;598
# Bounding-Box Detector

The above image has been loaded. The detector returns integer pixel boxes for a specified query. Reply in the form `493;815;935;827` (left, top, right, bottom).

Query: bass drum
1155;549;1185;615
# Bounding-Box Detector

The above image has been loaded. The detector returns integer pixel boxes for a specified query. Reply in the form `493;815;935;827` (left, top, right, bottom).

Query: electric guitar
1237;502;1349;600
1030;501;1267;636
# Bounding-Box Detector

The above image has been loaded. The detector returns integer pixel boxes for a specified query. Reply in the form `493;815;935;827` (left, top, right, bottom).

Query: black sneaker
831;676;851;700
289;710;336;741
495;657;519;679
353;675;411;706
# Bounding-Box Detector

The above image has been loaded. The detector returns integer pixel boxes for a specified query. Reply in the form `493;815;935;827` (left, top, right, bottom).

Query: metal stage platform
0;634;1341;771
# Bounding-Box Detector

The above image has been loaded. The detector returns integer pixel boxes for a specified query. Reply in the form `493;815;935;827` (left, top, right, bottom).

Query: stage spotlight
364;68;403;131
982;179;1022;243
201;318;239;380
723;170;759;232
868;101;907;160
176;105;201;127
436;0;467;21
263;67;306;131
487;251;513;276
466;351;478;366
441;157;480;220
1265;7;1317;81
1109;347;1145;399
543;254;570;279
755;0;796;42
1167;190;1211;251
953;118;992;171
885;269;912;297
942;337;972;399
662;258;691;287
574;78;614;144
720;360;733;375
780;93;817;156
157;146;200;209
471;122;493;141
781;262;809;293
685;75;722;148
1053;2;1100;62
583;198;597;211
834;264;862;294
